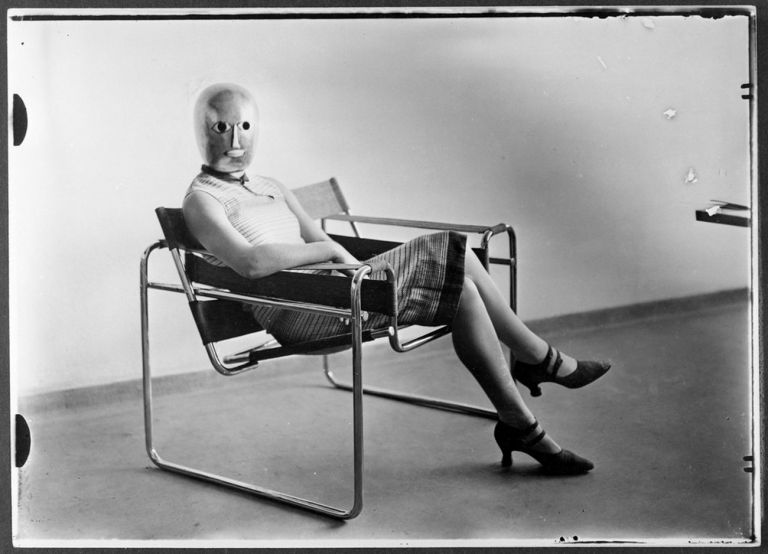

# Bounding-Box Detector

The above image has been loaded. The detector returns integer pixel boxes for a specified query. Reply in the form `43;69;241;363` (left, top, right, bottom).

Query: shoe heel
501;450;512;468
494;422;515;468
515;374;543;397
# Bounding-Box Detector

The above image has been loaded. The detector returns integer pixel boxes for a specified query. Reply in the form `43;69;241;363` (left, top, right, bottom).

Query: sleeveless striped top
185;169;304;267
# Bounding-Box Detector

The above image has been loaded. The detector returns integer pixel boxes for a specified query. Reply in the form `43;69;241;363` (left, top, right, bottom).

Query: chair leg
322;353;497;420
321;225;516;421
141;245;363;519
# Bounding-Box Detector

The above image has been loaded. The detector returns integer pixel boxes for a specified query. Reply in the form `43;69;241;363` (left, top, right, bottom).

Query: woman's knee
463;249;487;281
457;276;481;313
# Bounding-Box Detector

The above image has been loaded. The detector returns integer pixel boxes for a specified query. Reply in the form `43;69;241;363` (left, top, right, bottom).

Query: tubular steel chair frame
141;177;517;519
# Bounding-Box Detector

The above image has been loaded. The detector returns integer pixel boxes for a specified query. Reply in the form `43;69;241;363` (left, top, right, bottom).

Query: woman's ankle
496;417;563;454
497;413;536;429
515;344;578;378
513;340;549;365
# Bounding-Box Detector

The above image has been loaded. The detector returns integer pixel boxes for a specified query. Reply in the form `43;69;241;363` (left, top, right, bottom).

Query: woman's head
194;83;258;174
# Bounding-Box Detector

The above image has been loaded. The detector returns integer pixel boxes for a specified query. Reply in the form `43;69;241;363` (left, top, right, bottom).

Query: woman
183;83;611;474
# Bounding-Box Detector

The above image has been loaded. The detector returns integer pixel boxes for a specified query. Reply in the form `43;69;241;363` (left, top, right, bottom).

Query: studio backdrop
8;12;751;402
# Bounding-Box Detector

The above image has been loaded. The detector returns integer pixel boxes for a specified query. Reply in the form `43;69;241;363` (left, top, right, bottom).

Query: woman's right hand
328;241;367;277
329;241;361;266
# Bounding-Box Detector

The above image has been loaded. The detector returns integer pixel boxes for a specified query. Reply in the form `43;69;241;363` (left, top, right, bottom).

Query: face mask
194;84;258;175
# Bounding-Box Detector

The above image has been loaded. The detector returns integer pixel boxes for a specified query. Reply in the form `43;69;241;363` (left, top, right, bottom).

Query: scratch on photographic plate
596;56;608;70
685;167;698;184
663;108;677;120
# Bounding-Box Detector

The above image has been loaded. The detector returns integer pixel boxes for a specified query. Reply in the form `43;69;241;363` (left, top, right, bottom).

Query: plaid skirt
248;231;466;345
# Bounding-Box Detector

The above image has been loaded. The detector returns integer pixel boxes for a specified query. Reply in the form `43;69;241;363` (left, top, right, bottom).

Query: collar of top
201;165;249;184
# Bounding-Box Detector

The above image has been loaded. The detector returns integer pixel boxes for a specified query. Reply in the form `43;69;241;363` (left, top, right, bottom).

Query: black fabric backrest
155;207;205;251
155;207;265;343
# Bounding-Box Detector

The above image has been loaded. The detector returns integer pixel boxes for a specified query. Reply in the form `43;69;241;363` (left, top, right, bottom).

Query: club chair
140;177;516;519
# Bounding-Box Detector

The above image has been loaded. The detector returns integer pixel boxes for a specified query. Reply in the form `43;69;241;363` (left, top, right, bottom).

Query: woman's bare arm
183;191;352;279
276;180;362;270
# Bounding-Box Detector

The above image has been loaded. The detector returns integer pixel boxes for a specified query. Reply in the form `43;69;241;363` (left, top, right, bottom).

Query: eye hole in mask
212;121;232;134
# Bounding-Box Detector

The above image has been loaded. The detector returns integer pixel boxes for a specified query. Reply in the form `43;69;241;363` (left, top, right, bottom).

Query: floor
13;298;755;547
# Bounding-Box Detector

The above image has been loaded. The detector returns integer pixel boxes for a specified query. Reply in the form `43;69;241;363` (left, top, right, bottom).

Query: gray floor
14;299;754;546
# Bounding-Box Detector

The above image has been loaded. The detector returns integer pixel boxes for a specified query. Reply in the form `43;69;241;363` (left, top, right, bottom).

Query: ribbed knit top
185;168;304;267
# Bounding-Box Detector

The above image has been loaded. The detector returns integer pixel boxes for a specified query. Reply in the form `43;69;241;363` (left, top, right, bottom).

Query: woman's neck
201;165;249;183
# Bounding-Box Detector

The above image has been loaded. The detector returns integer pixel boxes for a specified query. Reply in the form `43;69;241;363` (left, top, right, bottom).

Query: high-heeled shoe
493;420;594;474
513;344;611;397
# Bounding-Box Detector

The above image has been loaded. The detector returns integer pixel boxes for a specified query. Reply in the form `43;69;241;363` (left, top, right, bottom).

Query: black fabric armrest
185;254;396;316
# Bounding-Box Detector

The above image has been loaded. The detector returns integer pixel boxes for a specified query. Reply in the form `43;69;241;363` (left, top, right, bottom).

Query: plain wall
8;14;751;396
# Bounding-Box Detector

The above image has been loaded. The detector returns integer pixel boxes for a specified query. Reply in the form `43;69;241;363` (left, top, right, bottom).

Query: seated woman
183;83;611;475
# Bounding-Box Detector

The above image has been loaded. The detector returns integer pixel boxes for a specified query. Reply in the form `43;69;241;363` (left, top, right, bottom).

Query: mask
194;84;258;175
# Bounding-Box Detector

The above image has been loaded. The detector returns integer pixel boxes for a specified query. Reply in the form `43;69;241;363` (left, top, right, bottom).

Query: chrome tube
140;241;166;463
323;369;496;420
324;213;506;234
480;229;493;269
194;288;362;318
347;264;372;518
349;217;361;239
140;240;365;519
142;457;359;518
146;280;363;319
387;325;451;353
169;248;197;302
204;343;261;376
506;224;517;312
145;281;186;294
223;339;279;364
